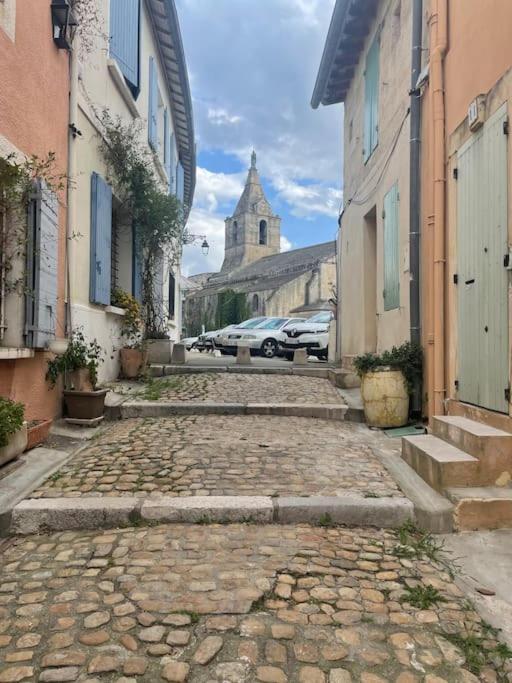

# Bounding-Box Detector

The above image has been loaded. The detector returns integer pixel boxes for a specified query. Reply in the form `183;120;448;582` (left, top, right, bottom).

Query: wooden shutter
25;181;59;349
164;108;171;182
169;133;176;195
148;57;158;150
168;271;176;318
154;251;165;322
90;172;112;306
132;224;142;303
109;0;140;92
176;160;185;204
383;183;400;311
364;36;380;162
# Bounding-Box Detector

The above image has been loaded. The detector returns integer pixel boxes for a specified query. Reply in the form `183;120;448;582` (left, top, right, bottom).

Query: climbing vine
69;0;108;57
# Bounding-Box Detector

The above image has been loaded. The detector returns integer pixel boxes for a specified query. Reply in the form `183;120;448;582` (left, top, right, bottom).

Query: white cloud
207;108;243;126
273;177;342;219
194;167;245;213
280;235;292;252
182;207;225;276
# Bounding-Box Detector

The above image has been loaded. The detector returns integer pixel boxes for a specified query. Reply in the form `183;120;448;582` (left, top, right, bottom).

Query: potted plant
111;288;146;378
26;418;53;450
0;397;27;467
354;342;422;428
46;329;106;421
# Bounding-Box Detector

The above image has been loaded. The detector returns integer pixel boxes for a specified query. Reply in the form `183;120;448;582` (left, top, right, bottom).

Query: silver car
216;317;269;355
280;311;333;360
233;317;305;358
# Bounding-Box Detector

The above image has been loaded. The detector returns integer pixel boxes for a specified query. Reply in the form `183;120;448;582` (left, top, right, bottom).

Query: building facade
69;0;195;382
185;153;336;335
0;0;70;420
312;0;413;370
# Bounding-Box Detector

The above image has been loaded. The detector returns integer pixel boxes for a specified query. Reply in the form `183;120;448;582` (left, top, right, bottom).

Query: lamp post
51;0;77;50
183;233;210;256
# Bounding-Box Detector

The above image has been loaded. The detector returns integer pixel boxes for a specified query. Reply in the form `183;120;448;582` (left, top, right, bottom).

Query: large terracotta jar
360;367;409;428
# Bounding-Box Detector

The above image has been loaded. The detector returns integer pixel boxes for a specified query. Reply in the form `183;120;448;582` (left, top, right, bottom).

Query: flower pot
146;339;173;364
0;423;28;467
48;338;69;355
120;348;146;378
69;368;94;392
361;367;409;428
63;389;107;420
26;419;53;450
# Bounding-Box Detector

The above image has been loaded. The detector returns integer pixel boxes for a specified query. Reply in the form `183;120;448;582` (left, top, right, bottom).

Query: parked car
181;336;198;350
229;317;305;358
195;330;221;352
215;317;268;353
280;310;334;361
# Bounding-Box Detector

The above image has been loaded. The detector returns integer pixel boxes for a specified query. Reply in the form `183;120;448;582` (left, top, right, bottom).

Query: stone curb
118;402;347;420
10;494;415;533
275;495;414;528
159;364;335;377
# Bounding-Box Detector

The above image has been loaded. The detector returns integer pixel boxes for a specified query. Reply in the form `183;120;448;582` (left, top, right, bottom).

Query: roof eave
147;0;196;220
311;0;379;109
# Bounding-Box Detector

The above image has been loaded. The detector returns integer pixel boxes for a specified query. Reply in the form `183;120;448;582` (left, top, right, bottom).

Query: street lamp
201;240;209;256
183;232;210;256
51;0;77;50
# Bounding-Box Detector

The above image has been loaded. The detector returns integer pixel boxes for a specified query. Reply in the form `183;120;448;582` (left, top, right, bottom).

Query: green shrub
0;397;25;447
353;341;422;393
46;329;103;388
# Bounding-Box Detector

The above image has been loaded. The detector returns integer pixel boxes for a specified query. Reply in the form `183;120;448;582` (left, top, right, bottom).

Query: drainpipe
409;0;423;412
65;43;79;335
431;0;448;416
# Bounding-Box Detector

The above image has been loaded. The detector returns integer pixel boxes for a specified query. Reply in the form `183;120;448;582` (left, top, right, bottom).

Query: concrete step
401;434;479;492
446;486;512;531
433;415;512;484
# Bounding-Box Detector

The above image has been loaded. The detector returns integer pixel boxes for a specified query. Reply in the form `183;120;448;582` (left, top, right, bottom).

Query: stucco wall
339;0;411;359
0;0;69;420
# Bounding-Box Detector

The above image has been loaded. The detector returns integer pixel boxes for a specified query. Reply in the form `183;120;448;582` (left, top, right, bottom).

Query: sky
176;0;343;276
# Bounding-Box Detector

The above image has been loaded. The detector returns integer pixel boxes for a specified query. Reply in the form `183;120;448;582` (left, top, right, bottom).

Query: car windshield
237;317;267;329
255;318;288;330
308;312;332;324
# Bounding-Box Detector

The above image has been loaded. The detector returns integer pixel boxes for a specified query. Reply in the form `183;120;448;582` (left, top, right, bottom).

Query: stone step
401;435;479;492
433;415;512;484
446;486;512;531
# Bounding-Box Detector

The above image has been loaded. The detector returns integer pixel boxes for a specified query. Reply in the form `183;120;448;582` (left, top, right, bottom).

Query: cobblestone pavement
0;523;508;682
30;416;403;499
109;374;344;404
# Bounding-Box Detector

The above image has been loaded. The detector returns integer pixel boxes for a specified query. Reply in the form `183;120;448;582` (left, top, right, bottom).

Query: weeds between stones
393;519;449;565
442;621;512;676
401;584;447;609
318;513;335;528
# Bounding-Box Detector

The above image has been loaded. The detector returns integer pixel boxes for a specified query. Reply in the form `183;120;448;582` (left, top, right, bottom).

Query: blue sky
176;0;343;275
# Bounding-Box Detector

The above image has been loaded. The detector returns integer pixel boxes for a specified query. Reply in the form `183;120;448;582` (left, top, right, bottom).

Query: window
259;220;267;245
252;294;259;313
90;173;112;306
233;220;238;244
148;57;158;150
363;35;380;162
109;0;140;96
383;183;400;311
168;271;175;319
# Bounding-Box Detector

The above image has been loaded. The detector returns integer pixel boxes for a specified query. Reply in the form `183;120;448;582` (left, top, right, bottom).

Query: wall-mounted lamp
201;240;210;256
51;0;77;50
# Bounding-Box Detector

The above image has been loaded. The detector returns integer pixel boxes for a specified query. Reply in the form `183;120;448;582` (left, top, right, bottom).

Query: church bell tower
221;151;281;272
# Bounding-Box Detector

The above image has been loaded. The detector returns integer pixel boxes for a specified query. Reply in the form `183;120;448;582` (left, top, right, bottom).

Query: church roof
192;240;336;296
232;151;274;217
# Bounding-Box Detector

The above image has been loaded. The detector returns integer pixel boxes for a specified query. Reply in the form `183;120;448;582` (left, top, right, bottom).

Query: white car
231;317;305;358
180;336;198;350
215;317;269;354
280;311;334;361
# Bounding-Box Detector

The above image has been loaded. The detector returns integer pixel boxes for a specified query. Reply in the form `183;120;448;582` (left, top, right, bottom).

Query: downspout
65;42;79;335
409;0;423;411
431;0;448;416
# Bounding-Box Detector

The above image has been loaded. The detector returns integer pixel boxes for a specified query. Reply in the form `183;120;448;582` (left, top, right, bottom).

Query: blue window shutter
109;0;140;93
364;36;380;162
164;108;171;182
169;133;176;194
176;160;185;204
25;182;59;348
90;173;112;306
148;57;158;150
383;183;400;311
132;225;142;303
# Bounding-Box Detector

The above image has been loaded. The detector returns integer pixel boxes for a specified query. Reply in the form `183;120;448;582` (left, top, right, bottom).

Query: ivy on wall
215;289;251;329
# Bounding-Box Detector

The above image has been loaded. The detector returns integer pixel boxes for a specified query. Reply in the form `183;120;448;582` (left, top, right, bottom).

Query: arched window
259;220;267;245
252;294;259;313
233;220;238;244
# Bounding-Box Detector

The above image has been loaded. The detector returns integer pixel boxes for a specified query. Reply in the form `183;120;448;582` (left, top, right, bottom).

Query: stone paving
29;416;403;500
109;373;344;405
0;523;508;682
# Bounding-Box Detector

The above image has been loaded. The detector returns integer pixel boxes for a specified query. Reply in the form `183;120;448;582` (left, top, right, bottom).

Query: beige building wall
69;0;182;381
339;0;411;363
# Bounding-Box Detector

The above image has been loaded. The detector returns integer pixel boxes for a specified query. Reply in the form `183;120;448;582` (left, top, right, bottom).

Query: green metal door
457;103;509;413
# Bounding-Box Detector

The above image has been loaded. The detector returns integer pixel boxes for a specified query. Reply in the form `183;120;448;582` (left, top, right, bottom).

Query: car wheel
261;338;278;358
319;350;328;361
284;351;294;361
220;349;230;356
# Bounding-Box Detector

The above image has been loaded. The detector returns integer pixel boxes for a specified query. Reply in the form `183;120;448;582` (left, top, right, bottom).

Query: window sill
107;59;140;119
0;347;35;360
105;305;126;317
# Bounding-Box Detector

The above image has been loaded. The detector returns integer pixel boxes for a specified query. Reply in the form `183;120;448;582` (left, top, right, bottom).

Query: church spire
251;149;257;169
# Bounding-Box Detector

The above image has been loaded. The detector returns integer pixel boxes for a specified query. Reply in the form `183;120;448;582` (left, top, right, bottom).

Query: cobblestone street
0;523;508;683
30;416;402;499
109;374;344;405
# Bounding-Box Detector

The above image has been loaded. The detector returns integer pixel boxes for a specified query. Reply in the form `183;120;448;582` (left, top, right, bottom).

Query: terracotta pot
63;389;107;420
361;367;409;428
120;348;146;378
26;419;53;450
69;368;93;392
0;423;28;467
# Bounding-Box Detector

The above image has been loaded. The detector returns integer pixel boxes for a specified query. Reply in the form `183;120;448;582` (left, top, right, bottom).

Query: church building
184;153;336;334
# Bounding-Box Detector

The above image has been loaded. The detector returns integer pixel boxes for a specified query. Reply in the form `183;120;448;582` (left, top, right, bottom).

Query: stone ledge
275;495;413;528
246;403;347;420
141;496;273;524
